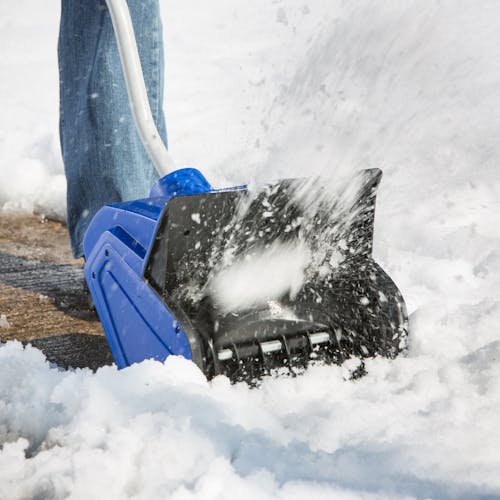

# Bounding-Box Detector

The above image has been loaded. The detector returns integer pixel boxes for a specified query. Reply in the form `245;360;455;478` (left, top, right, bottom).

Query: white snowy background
1;1;500;498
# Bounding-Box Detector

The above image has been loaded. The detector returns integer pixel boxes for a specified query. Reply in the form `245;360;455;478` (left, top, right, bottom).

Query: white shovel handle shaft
105;0;175;176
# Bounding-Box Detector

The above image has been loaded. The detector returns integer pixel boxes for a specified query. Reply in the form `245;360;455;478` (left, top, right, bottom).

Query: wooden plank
0;214;104;343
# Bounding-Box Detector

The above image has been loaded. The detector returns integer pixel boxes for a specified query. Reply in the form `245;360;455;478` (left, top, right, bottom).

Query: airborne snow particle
276;7;288;26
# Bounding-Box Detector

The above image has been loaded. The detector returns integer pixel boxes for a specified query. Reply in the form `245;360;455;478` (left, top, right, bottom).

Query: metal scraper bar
260;339;282;354
217;333;332;362
218;349;233;361
308;332;331;345
217;338;284;362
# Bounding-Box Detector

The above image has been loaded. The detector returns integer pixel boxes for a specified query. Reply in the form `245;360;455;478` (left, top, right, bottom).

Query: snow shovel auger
84;0;408;382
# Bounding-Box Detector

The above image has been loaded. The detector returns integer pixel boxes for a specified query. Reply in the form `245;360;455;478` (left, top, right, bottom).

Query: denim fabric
58;0;167;258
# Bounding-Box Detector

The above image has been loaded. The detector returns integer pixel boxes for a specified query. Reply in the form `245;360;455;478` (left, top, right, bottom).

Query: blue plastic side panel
82;168;222;369
83;201;163;262
84;231;192;368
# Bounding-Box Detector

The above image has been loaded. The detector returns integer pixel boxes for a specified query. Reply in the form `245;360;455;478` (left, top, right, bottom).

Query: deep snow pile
1;1;500;499
1;343;500;500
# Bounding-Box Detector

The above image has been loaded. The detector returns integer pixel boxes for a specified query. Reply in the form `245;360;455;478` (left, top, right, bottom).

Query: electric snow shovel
84;0;408;382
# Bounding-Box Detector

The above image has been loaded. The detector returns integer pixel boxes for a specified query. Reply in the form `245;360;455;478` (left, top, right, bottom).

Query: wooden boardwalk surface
0;214;111;369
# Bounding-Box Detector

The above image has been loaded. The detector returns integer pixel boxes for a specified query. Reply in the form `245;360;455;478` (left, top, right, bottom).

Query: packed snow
1;0;500;499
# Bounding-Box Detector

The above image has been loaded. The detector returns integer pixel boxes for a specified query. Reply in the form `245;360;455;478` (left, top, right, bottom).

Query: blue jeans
58;0;167;258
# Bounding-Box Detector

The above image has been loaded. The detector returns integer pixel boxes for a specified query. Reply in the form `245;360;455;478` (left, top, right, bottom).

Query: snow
1;0;500;499
209;241;310;313
0;314;11;329
1;342;500;499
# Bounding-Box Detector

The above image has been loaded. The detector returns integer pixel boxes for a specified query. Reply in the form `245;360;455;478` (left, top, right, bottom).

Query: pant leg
58;0;167;258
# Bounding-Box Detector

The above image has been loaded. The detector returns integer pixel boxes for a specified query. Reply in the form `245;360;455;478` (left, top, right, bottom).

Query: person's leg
58;0;167;258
